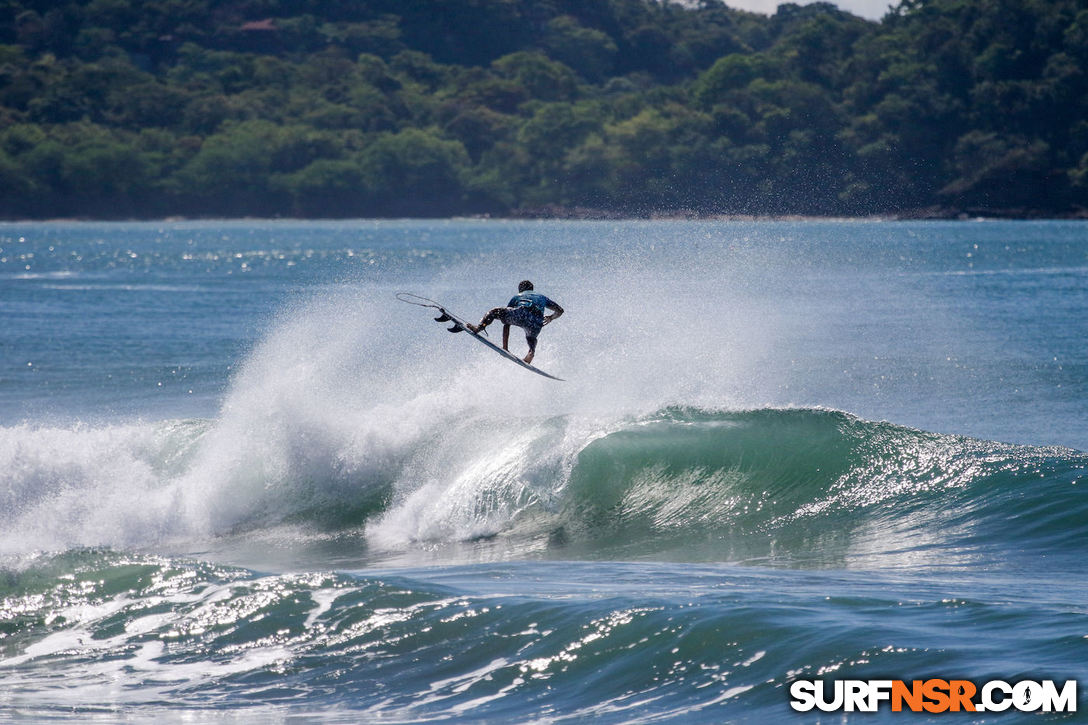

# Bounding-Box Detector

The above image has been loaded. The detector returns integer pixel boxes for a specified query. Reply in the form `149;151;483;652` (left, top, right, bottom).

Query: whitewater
1;220;1086;721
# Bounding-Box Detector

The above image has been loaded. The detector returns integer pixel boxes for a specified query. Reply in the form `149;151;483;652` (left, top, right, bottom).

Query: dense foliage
1;0;1086;218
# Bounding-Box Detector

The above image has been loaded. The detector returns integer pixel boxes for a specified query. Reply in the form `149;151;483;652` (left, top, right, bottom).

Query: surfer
468;280;563;364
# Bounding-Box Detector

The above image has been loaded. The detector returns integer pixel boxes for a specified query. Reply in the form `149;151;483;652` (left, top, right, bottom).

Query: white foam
0;421;203;555
0;237;794;556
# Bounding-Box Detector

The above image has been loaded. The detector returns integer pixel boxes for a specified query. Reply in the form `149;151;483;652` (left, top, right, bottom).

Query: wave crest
2;406;1084;568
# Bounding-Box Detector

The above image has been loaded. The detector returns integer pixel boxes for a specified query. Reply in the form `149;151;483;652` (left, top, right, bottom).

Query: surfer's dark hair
518;280;534;292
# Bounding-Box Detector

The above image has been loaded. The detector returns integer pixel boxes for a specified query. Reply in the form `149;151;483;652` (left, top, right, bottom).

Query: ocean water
1;219;1086;722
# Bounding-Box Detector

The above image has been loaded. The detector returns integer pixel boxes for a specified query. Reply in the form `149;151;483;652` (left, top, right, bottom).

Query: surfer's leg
471;307;509;333
502;324;510;350
523;332;538;364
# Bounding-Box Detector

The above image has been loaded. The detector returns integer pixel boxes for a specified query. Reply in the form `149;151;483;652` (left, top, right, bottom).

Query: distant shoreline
3;206;1087;224
505;205;1088;222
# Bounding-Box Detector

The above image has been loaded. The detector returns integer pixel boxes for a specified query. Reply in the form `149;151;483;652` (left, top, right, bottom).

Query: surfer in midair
468;280;563;364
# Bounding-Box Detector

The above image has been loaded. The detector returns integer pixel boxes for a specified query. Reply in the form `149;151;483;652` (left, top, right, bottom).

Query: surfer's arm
543;301;563;325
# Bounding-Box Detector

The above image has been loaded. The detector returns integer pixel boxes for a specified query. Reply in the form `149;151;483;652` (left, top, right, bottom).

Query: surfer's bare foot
468;323;482;333
523;352;535;364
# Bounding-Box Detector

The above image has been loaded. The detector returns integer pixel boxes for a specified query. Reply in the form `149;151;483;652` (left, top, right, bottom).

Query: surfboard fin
447;324;464;333
434;312;452;322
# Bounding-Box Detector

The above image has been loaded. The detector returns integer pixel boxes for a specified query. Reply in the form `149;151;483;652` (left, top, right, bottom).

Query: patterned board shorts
491;306;544;344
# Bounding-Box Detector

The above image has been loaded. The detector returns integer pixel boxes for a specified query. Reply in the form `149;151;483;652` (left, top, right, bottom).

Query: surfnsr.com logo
789;679;1077;713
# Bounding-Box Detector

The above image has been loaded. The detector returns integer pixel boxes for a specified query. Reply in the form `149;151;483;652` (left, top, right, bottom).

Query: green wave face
549;408;1088;567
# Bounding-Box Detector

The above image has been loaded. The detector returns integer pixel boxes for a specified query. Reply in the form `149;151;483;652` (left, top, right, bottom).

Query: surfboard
396;293;565;381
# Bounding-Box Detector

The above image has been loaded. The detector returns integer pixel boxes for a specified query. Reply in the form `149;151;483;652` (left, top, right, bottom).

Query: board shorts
486;306;544;349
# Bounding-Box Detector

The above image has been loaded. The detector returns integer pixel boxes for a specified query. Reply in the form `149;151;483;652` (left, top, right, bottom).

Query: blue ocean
1;220;1086;722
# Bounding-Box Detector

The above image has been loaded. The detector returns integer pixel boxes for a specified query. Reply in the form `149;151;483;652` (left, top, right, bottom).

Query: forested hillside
2;0;1087;218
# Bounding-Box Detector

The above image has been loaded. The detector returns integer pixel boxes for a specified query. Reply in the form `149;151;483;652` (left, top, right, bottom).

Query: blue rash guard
501;292;553;338
507;292;553;317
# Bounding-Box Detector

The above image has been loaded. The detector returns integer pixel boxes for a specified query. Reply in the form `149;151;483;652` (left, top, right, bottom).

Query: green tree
359;127;470;215
172;120;342;214
273;158;370;216
693;53;777;108
941;131;1058;209
492;51;578;103
542;15;617;82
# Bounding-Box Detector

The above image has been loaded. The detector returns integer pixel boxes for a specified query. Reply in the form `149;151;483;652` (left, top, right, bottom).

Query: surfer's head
518;280;534;292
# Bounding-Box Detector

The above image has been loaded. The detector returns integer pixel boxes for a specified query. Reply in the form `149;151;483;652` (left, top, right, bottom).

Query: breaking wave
3;404;1084;570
